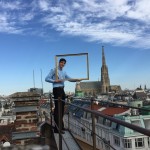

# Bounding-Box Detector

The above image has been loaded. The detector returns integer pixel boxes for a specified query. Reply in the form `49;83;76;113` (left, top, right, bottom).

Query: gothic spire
101;46;110;93
102;46;106;66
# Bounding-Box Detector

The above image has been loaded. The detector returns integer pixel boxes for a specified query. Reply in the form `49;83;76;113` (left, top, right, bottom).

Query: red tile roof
86;104;103;110
100;107;129;116
82;103;129;117
0;124;15;142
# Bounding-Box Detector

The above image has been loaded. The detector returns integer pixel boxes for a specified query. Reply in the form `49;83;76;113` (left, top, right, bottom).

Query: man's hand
54;79;62;83
68;79;82;82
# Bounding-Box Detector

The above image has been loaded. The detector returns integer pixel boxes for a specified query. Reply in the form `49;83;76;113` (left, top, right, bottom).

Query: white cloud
20;13;35;21
0;1;21;10
39;0;150;48
0;0;150;48
38;0;50;11
0;13;22;34
127;0;150;22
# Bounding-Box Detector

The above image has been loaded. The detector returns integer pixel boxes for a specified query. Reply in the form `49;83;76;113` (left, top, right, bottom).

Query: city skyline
0;0;150;95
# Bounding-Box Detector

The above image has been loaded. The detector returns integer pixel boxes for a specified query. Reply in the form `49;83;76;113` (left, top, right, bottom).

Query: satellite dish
3;142;10;147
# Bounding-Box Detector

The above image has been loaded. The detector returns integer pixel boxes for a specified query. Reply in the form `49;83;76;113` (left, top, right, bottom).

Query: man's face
59;61;66;69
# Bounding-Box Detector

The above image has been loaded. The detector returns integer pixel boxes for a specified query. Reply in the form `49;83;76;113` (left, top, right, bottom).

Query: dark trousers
53;87;65;131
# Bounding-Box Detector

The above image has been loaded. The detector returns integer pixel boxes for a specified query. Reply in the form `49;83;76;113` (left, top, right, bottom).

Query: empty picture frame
55;53;89;81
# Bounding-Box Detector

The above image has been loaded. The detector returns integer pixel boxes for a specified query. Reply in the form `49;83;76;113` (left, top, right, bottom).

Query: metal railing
50;94;150;150
50;96;82;150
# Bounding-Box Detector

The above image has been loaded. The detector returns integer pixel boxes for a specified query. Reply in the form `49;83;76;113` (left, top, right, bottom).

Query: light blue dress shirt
45;67;71;88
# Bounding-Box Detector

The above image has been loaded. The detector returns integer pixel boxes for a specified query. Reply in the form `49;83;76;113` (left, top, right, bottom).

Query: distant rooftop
68;99;130;118
100;107;129;116
10;92;40;98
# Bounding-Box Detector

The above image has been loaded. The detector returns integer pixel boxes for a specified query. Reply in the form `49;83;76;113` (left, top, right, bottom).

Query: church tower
101;46;110;93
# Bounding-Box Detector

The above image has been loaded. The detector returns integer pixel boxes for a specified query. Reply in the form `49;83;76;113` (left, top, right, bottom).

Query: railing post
67;96;70;130
50;93;53;138
68;112;70;130
91;98;96;150
58;97;62;150
50;93;53;126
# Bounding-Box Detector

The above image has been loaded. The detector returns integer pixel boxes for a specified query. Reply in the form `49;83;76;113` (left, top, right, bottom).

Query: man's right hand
68;79;82;82
54;79;62;83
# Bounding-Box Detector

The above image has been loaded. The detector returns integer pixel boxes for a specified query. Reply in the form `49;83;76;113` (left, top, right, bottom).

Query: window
104;119;111;127
148;137;150;147
112;123;120;131
144;119;150;129
105;131;109;140
135;138;144;148
105;144;110;150
99;129;102;136
123;139;132;148
98;116;103;124
97;138;101;146
116;124;120;131
114;136;120;146
87;112;91;119
103;118;106;125
131;120;142;127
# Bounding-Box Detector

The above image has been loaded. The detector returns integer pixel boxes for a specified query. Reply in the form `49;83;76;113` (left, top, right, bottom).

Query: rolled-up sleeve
45;69;55;83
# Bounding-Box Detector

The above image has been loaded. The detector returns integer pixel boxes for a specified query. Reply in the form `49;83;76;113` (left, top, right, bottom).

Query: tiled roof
10;92;40;98
68;99;129;118
100;107;129;116
86;103;129;116
80;81;101;90
0;135;9;142
0;124;15;142
86;104;103;110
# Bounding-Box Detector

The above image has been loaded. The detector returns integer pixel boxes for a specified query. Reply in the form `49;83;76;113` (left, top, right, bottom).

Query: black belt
53;86;64;89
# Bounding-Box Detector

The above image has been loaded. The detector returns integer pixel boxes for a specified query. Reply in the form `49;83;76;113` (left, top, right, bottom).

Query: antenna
40;69;44;93
33;70;35;88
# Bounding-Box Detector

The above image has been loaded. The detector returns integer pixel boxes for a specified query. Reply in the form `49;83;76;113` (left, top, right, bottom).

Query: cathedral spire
101;46;110;93
102;46;106;66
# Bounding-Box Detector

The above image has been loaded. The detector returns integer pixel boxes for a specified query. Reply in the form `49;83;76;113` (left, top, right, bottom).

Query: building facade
64;100;150;150
11;92;41;145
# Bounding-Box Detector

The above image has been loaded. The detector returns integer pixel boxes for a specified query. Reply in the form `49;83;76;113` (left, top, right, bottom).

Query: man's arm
64;72;82;82
45;69;55;83
45;69;62;83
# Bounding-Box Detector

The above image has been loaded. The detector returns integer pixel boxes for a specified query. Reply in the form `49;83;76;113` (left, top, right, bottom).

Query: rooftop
10;92;40;98
101;107;129;116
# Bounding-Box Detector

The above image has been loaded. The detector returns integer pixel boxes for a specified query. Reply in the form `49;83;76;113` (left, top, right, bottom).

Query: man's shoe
62;127;67;131
61;130;65;134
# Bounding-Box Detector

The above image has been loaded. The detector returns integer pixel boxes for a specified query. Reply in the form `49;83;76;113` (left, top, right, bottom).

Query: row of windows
67;117;150;149
114;136;150;148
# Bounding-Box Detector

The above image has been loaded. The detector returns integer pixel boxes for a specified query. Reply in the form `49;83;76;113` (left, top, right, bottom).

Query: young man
45;58;79;133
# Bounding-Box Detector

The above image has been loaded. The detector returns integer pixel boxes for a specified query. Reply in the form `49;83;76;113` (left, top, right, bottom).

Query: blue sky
0;0;150;95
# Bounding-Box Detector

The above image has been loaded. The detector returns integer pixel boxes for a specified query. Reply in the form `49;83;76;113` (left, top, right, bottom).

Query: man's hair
59;58;66;64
